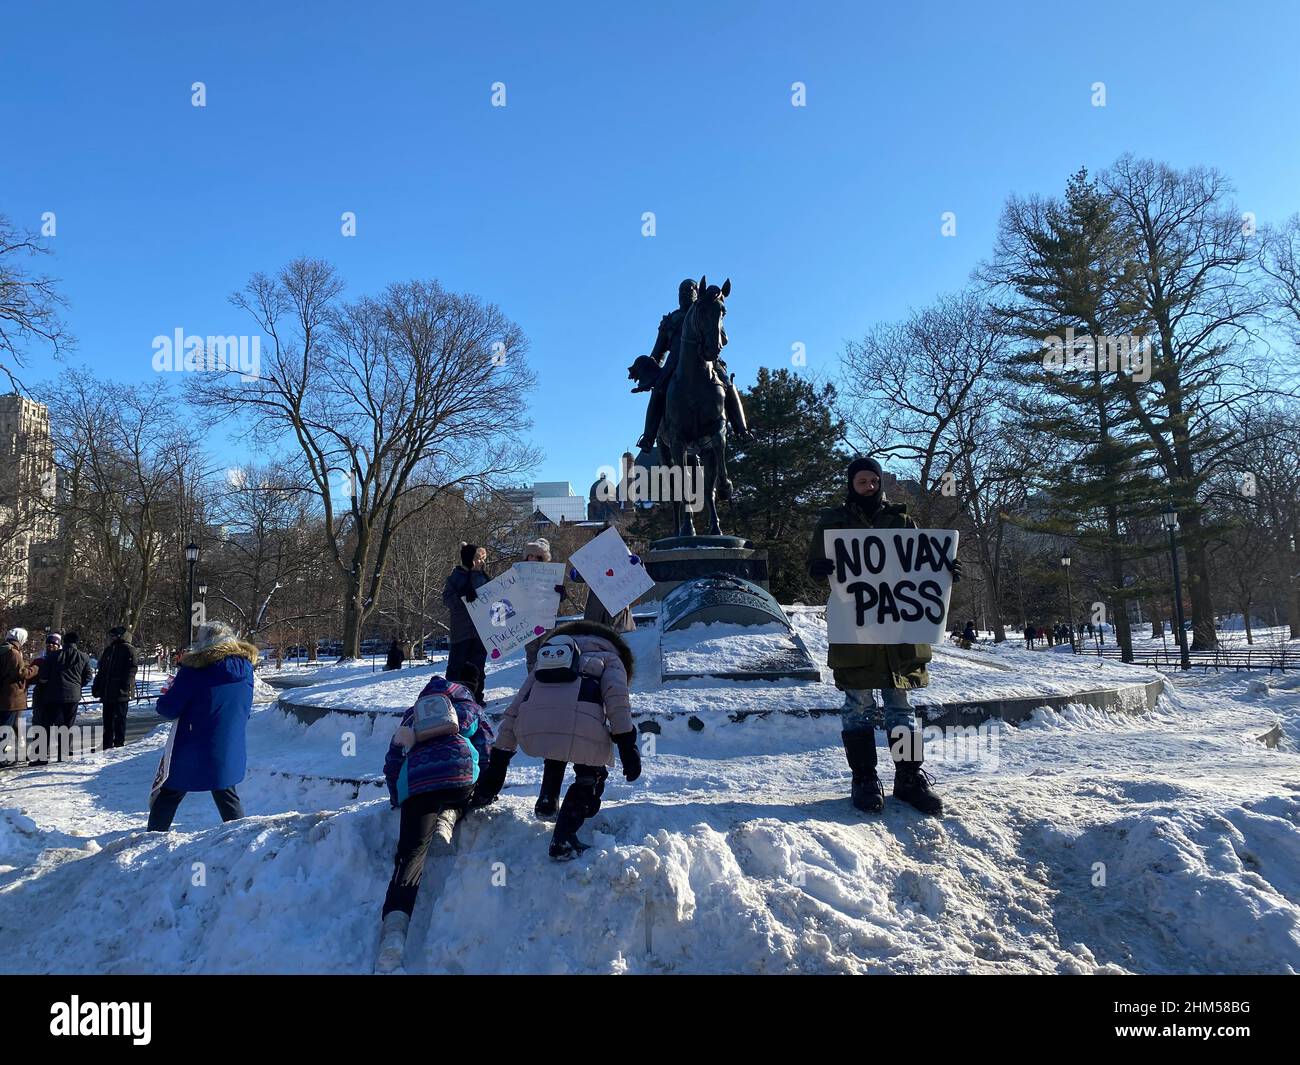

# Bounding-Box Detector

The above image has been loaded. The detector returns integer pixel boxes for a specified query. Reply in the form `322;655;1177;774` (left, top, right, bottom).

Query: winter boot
535;760;566;821
583;766;609;818
892;738;944;816
841;729;884;813
374;911;410;974
431;807;461;852
549;777;595;861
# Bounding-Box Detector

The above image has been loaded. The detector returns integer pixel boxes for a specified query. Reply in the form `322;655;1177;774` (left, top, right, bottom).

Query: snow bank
2;616;1296;975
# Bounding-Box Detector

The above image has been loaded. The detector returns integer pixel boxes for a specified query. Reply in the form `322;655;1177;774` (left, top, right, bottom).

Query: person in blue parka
147;620;257;832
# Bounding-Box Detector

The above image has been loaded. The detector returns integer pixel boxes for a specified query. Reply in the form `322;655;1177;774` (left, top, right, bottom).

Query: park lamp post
1159;510;1191;671
185;541;200;647
1060;550;1077;653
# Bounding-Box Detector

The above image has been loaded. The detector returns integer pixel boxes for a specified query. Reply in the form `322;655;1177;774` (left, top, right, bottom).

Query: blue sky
4;0;1299;491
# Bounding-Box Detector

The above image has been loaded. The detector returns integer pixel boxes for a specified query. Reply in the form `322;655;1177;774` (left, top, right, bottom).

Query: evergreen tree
986;168;1162;661
722;368;850;603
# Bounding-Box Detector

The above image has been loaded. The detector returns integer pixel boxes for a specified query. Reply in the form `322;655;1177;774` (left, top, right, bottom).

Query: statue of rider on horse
629;277;749;451
627;276;751;538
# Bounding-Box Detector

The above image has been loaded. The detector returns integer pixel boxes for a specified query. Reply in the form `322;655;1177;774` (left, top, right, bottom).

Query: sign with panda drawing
569;526;655;616
823;528;959;646
464;565;550;662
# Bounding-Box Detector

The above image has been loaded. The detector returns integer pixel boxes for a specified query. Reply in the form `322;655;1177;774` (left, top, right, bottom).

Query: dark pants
446;639;487;704
553;763;609;842
30;702;79;761
1;710;19;765
103;701;129;749
539;758;566;800
382;785;475;918
147;785;244;832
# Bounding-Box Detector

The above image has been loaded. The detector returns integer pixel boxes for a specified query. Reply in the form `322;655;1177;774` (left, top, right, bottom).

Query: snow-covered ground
1;612;1296;974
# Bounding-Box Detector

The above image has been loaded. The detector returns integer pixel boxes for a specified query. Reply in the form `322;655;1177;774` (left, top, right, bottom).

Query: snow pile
1;616;1298;974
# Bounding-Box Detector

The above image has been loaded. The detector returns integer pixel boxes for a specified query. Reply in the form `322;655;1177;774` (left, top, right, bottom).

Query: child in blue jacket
376;669;492;973
148;621;256;831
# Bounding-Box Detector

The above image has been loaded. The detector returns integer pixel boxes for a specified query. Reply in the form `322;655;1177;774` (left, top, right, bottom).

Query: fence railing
1083;642;1296;672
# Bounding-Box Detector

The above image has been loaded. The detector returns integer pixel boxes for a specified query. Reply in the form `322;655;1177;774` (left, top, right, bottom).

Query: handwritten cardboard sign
823;528;959;645
464;566;550;661
512;561;566;631
569;526;654;616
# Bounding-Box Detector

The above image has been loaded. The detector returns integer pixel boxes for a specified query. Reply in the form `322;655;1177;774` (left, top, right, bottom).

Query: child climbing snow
375;672;493;974
471;620;641;860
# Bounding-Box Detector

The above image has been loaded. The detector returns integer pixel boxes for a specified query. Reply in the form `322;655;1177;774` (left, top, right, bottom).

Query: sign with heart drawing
569;526;654;616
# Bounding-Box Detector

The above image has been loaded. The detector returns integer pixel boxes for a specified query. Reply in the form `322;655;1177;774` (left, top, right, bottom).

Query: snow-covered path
1;642;1297;974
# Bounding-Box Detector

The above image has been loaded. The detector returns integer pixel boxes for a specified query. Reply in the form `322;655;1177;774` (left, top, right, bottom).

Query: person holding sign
807;457;960;817
520;538;568;673
442;543;490;704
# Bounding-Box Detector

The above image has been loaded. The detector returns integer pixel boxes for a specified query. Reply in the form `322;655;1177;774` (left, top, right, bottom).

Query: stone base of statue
644;536;819;683
643;535;769;602
655;571;821;682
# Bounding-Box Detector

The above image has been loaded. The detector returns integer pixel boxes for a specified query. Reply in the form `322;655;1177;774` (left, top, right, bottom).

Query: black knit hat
459;542;479;568
847;456;883;490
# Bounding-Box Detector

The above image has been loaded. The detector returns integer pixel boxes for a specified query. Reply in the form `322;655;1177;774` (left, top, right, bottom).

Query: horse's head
692;275;730;359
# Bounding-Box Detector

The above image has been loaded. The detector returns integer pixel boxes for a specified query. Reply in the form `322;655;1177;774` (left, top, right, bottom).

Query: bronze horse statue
657;276;731;537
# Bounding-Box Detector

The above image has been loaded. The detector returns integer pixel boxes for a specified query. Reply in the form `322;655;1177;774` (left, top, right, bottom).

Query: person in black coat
31;632;93;764
442;543;489;704
385;638;404;672
93;626;138;749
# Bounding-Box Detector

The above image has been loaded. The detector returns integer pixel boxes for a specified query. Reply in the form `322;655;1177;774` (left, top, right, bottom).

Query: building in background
0;393;57;608
499;480;586;528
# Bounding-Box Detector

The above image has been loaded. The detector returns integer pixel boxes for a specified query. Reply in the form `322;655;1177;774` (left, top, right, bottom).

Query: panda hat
534;635;580;683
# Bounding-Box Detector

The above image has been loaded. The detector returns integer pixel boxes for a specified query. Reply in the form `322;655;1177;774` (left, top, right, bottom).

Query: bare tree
191;259;540;657
1102;156;1273;650
0;214;73;390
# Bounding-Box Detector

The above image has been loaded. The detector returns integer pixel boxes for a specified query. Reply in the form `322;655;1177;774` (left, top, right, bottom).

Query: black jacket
94;638;138;702
34;645;93;707
441;566;489;645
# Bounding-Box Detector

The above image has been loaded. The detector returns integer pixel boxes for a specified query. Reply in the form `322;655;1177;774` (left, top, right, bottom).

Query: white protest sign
512;561;566;630
823;528;959;645
464;566;550;662
569;526;654;616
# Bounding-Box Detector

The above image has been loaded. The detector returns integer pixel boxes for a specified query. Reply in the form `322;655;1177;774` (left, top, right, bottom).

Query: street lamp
1159;510;1191;671
185;541;200;647
1060;550;1077;653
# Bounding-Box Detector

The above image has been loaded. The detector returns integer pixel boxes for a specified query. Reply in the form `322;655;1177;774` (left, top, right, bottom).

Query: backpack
410;690;459;743
534;636;580;683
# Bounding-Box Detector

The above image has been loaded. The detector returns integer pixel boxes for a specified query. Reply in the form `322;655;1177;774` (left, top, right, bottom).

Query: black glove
553;584;565;596
809;557;835;580
471;748;513;806
951;557;963;583
612;731;641;782
464;586;478;603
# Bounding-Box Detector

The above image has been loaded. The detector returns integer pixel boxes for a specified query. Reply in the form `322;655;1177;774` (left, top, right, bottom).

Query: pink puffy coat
494;621;635;767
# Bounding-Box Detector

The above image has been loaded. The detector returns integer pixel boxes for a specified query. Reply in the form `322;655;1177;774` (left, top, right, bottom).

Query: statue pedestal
643;535;769;602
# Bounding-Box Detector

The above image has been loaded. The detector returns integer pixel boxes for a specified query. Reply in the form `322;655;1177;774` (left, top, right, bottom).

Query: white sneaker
374;911;410;975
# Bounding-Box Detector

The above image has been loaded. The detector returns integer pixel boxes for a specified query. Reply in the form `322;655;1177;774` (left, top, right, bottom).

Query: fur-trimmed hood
548;619;634;682
180;639;260;671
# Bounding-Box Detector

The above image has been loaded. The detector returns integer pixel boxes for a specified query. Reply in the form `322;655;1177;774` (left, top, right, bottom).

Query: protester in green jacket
808;456;959;816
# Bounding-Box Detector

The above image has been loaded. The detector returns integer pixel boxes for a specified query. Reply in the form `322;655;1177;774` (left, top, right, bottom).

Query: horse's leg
680;445;698;537
703;437;722;536
665;439;685;537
